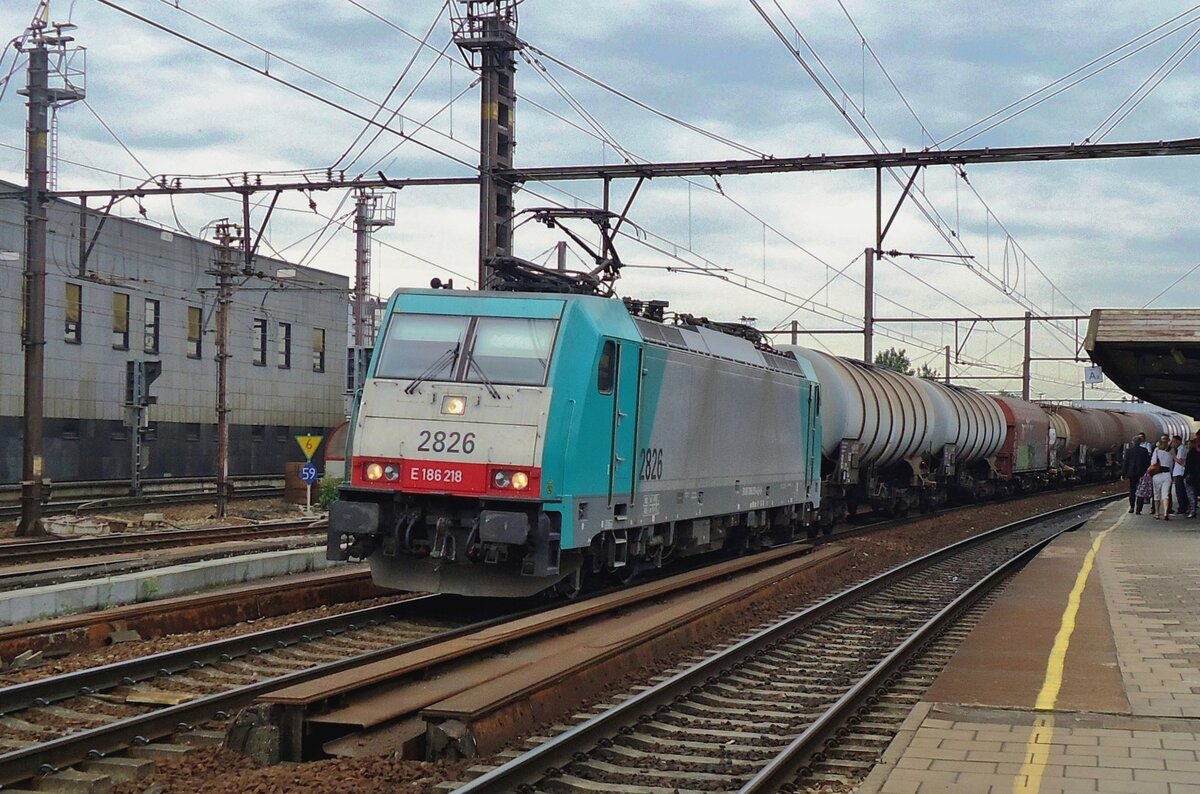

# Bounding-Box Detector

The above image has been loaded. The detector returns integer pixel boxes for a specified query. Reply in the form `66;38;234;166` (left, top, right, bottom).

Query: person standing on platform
1123;434;1151;514
1173;434;1190;516
1185;435;1200;519
1151;438;1176;521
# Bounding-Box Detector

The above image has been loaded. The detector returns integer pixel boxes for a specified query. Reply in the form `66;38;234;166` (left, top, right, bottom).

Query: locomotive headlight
365;462;384;481
493;470;511;489
383;464;400;481
511;471;530;490
441;395;467;416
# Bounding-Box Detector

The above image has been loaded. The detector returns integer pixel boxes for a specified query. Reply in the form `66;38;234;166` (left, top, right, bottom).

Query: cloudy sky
1;0;1198;400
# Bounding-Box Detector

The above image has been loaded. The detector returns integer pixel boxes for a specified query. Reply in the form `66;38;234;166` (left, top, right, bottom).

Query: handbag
1137;471;1155;499
1148;462;1162;476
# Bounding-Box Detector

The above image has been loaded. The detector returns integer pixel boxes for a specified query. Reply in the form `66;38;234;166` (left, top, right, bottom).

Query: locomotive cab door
601;339;641;516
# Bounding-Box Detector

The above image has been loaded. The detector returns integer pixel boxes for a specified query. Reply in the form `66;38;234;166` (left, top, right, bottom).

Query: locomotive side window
375;314;469;380
597;340;616;394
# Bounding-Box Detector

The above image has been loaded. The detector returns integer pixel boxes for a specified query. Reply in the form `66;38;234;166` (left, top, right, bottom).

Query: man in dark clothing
1185;435;1200;519
1123;433;1151;514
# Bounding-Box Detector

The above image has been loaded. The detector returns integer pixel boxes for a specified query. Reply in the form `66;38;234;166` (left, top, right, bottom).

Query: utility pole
944;345;951;385
209;221;239;519
1022;310;1033;401
863;166;883;364
453;0;520;289
863;247;874;364
352;188;394;346
17;9;83;536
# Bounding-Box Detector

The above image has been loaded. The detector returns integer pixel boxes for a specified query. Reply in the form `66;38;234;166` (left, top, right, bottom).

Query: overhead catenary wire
935;4;1200;148
337;0;901;325
331;1;451;173
521;42;771;160
1087;26;1200;143
93;0;479;173
756;0;1092;365
149;0;482;174
79;99;190;234
749;0;1109;391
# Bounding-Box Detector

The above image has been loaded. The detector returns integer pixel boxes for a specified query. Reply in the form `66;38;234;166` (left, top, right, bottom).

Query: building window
62;418;80;440
313;328;326;373
252;318;267;366
251;424;265;442
278;322;291;369
187;306;203;359
185;423;201;441
276;425;290;442
112;292;130;350
65;282;82;343
144;299;160;353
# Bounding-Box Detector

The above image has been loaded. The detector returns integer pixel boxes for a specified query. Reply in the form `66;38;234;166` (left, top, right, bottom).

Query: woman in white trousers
1151;440;1176;521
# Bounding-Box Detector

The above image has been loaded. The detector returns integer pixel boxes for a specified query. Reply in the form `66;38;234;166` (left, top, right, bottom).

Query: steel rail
0;518;325;567
0;593;538;786
455;495;1117;793
0;487;285;521
0;595;441;718
739;525;1058;791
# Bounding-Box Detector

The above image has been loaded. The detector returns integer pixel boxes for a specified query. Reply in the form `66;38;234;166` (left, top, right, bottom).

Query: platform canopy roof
1085;309;1200;419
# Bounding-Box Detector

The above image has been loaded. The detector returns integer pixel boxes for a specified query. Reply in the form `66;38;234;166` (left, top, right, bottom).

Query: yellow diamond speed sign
295;435;323;461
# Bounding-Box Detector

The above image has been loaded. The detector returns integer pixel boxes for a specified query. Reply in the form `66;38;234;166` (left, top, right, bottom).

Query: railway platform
861;500;1200;793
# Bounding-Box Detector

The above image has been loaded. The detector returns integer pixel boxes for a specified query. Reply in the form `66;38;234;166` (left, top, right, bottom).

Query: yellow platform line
1013;509;1125;793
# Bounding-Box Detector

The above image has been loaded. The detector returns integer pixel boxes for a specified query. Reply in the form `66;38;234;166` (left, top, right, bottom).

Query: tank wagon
328;289;821;597
777;347;1008;520
1041;405;1190;481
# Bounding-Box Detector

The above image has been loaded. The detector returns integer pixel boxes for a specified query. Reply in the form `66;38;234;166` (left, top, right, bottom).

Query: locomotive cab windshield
375;312;557;387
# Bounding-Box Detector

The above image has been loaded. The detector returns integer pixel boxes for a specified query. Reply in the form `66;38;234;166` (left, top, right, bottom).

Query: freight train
327;288;1190;597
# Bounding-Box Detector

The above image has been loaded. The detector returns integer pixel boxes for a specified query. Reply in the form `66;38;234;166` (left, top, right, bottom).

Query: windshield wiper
464;347;501;399
404;343;459;395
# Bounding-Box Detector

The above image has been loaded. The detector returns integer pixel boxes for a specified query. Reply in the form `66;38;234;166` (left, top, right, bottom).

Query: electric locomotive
328;288;823;597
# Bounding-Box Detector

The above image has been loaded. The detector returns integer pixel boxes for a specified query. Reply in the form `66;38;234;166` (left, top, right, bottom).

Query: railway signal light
125;360;162;407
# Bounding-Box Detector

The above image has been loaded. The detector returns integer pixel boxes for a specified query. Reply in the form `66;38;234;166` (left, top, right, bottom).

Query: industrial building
0;180;349;484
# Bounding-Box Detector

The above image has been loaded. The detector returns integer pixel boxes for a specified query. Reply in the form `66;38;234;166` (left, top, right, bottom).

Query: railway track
0;491;1117;791
452;496;1111;793
0;540;841;789
0;517;326;569
0;477;284;521
0;593;519;788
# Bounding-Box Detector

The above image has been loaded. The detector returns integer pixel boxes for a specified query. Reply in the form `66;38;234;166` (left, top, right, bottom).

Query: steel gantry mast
352;189;396;346
453;0;521;289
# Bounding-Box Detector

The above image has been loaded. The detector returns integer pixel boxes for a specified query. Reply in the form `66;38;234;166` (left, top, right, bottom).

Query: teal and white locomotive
328;287;823;597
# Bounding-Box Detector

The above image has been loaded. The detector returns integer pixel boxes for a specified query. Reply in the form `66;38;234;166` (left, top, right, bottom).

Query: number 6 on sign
295;435;323;461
